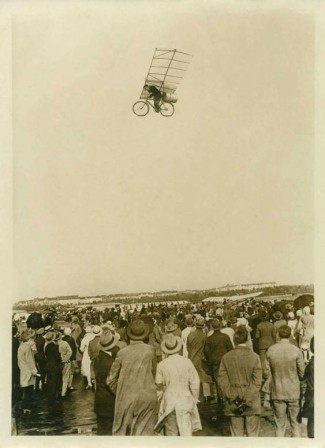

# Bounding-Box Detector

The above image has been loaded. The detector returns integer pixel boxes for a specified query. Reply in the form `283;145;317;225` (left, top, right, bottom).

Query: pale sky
12;2;314;300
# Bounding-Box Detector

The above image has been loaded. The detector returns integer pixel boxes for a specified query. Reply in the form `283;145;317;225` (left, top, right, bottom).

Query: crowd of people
12;297;314;437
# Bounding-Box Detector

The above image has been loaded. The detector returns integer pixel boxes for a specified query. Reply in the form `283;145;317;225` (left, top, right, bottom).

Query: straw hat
36;327;45;335
92;325;103;336
161;334;182;355
99;330;118;351
195;317;205;329
45;331;56;342
165;321;178;333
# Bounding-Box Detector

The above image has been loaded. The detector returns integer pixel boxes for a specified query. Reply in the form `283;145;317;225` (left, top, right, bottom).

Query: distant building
216;282;276;292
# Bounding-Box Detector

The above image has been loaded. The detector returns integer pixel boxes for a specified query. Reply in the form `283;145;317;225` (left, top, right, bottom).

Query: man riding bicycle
144;84;162;112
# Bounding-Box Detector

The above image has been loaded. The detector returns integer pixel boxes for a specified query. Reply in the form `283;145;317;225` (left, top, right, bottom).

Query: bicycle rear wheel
133;101;149;116
160;102;174;117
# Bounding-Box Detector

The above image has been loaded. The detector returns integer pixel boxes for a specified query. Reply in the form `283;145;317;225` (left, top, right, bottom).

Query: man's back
256;321;276;349
156;354;199;402
204;331;233;364
265;339;305;399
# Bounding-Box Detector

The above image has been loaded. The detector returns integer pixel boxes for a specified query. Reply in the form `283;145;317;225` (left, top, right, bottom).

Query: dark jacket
88;335;101;362
93;348;119;417
62;335;77;361
255;321;276;350
35;335;45;359
45;342;62;372
302;356;314;418
204;330;233;366
12;336;20;385
187;328;212;383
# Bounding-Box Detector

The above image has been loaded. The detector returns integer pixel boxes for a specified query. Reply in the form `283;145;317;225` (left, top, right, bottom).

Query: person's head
45;331;56;343
234;327;248;345
99;330;118;351
54;331;62;341
278;325;291;339
260;311;269;321
161;334;182;356
287;311;295;320
64;327;72;336
185;316;194;327
126;319;149;341
20;329;33;343
273;311;283;321
195;316;205;329
92;325;102;336
211;319;222;331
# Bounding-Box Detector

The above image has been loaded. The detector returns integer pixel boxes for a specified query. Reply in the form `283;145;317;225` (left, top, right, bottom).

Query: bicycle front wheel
133;101;149;117
160;102;174;117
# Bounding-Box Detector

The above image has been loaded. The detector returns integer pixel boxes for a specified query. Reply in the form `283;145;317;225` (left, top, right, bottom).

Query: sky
11;2;314;300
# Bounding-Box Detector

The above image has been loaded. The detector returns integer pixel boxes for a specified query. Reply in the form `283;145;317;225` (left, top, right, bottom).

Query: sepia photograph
1;0;324;444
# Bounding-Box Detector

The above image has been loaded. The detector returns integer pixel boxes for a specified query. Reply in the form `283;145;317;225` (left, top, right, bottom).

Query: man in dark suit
204;319;233;402
144;84;162;112
255;311;276;373
44;332;62;408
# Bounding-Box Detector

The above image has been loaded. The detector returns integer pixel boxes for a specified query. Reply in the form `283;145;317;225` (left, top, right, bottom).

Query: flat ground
12;374;308;437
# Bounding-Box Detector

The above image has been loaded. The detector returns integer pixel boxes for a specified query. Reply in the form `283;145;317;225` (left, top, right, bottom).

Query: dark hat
126;319;149;340
161;334;182;355
165;321;178;333
99;330;118;351
273;311;283;320
211;319;222;331
195;317;205;329
260;311;269;321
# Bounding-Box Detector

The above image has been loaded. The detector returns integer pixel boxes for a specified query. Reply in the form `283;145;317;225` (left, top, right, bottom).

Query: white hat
92;325;103;335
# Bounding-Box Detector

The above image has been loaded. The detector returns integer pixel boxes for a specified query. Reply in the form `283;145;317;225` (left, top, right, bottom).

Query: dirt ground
12;374;308;437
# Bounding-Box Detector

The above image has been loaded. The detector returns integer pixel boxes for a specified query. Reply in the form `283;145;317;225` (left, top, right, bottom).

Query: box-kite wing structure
140;48;192;100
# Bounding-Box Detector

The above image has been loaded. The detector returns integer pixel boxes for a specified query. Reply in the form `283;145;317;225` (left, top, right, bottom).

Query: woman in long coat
107;319;158;436
93;331;120;435
80;326;95;389
17;329;38;413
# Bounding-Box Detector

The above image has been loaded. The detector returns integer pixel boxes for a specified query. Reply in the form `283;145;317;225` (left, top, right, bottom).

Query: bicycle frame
144;98;160;111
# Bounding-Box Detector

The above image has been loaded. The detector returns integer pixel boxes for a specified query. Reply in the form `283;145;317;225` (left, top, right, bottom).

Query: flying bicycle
132;48;192;118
